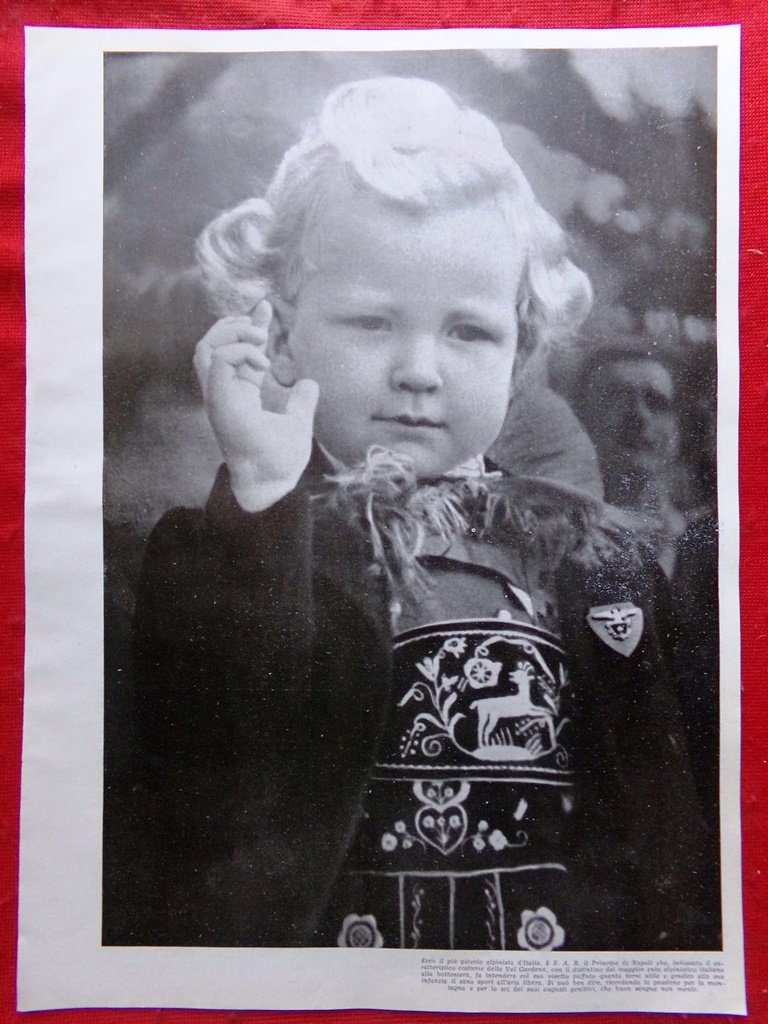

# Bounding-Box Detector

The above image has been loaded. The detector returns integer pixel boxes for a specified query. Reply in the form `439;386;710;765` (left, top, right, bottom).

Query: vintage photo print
21;27;743;1013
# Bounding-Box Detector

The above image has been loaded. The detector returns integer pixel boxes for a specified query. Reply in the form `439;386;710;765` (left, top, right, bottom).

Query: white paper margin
19;24;745;1014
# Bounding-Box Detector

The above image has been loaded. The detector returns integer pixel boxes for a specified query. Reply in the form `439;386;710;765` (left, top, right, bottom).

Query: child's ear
266;298;298;386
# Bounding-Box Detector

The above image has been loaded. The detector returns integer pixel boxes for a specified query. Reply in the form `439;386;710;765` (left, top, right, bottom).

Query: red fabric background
1;1;766;1022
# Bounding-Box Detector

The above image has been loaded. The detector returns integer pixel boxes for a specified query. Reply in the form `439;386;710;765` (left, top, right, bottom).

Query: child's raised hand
194;301;319;511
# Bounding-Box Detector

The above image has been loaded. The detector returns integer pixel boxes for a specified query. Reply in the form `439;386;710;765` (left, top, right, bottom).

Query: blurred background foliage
103;47;717;529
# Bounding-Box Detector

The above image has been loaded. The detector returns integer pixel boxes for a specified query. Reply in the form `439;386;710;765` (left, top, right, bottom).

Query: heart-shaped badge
587;602;644;657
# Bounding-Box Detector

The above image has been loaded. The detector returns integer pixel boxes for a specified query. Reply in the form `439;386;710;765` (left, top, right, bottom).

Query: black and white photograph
101;46;721;951
19;26;743;1013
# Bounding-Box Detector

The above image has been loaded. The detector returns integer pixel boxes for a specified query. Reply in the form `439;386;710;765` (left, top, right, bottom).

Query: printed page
19;25;744;1013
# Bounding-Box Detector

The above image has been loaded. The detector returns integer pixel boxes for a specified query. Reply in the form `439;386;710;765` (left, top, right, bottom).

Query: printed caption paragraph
420;957;725;994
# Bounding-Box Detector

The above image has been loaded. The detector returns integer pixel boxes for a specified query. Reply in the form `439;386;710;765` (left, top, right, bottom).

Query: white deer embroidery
470;661;556;752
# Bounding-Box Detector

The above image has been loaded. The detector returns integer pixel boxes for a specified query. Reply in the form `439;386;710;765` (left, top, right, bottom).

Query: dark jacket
110;454;714;949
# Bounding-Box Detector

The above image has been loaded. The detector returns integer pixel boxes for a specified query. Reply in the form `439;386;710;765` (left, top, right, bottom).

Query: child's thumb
286;378;319;419
250;298;273;331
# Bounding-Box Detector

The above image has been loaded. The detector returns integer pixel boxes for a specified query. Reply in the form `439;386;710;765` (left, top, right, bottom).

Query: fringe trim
316;447;634;597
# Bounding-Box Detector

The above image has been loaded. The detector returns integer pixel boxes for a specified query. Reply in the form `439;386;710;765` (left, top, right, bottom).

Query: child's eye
449;323;498;343
343;315;391;332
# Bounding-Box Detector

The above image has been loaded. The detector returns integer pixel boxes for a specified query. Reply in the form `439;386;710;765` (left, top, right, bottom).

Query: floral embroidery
464;818;527;854
397;631;571;765
443;637;467;657
483;877;499;948
337;913;384;948
398;637;464;759
488;828;509;851
462;656;502;690
410;883;425;947
412;780;470;854
381;819;421;852
379;796;527;858
471;819;489;851
516;906;565;951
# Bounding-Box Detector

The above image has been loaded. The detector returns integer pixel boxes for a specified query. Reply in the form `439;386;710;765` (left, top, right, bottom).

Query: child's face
277;191;524;477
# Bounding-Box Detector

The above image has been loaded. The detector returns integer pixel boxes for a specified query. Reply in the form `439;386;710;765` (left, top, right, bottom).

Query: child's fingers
194;318;269;381
260;371;292;413
196;338;271;397
285;378;320;420
206;344;269;403
249;299;273;332
235;363;268;388
202;344;272;399
209;342;271;373
205;316;269;349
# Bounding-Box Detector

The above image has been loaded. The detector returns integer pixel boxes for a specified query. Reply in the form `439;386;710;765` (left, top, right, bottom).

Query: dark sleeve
120;467;390;947
132;466;316;766
560;550;718;950
672;513;720;814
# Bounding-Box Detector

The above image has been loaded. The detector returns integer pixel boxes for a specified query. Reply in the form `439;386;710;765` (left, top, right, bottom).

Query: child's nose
390;334;443;392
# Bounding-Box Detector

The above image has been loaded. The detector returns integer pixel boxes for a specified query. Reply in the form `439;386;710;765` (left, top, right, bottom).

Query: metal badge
586;602;644;657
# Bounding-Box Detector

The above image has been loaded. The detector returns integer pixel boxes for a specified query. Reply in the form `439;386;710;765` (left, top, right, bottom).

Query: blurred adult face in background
584;355;680;488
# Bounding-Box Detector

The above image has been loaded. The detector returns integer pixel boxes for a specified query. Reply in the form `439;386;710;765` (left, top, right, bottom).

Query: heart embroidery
414;803;468;855
411;780;471;855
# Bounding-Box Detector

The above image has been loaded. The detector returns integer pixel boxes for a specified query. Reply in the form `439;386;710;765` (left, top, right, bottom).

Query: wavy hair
196;77;593;370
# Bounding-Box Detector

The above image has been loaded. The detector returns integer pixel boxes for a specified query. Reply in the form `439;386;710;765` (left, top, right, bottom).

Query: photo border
19;24;743;1015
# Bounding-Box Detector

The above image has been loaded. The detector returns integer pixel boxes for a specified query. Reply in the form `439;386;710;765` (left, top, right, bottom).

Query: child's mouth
374;415;445;429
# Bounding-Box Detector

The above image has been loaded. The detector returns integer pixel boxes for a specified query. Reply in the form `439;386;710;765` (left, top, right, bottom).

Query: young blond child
126;77;711;951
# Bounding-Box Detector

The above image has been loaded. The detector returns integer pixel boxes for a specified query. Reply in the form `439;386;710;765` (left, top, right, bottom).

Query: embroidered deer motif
470;661;556;756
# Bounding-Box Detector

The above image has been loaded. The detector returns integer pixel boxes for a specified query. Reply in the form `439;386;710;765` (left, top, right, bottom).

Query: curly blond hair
196;76;592;372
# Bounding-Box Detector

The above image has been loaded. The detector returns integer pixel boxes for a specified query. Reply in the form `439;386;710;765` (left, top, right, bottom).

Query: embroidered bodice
321;548;623;951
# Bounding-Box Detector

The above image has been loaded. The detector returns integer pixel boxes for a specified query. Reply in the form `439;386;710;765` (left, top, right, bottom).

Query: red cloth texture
1;1;767;1022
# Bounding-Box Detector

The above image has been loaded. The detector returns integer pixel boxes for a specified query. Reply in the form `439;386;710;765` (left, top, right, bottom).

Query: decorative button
516;906;565;951
337;913;384;948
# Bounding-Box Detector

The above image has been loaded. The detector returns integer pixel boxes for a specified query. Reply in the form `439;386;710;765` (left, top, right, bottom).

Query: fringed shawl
314;447;635;599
